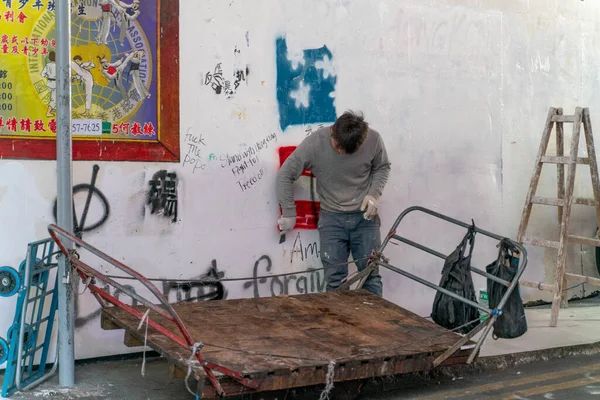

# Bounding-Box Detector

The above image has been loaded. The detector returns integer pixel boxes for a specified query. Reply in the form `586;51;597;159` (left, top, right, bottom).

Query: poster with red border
0;0;179;162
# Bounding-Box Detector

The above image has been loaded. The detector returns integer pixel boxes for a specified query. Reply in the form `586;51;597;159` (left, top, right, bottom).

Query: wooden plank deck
101;290;476;398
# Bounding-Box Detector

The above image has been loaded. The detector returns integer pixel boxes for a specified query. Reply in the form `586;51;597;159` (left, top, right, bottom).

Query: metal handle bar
340;206;530;367
48;224;193;345
47;224;258;395
378;206;529;365
381;206;528;288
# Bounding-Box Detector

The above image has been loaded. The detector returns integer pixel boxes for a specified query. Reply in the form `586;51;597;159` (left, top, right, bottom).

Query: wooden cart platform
101;290;476;398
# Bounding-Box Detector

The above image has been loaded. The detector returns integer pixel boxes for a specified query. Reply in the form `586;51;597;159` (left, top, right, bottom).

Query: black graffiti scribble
52;164;110;241
233;68;247;90
243;255;325;298
147;170;178;223
162;260;226;303
75;282;137;329
205;63;224;95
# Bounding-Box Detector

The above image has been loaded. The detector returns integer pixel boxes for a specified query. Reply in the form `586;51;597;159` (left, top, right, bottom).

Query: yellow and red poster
0;0;179;161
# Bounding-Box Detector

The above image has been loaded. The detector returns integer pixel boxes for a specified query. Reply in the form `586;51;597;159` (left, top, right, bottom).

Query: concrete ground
481;296;600;357
4;299;600;400
372;352;600;400
8;357;192;400
6;352;600;399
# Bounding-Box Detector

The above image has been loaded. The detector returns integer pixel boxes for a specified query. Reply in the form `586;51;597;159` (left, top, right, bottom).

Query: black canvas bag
486;239;527;339
431;224;480;334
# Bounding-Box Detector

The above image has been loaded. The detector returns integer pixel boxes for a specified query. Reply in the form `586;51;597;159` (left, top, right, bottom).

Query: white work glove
361;195;379;220
278;216;296;233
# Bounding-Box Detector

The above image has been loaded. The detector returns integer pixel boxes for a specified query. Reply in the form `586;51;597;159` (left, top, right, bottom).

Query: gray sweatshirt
277;126;391;217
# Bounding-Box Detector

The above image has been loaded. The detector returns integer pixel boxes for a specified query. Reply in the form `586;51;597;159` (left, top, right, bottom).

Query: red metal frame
47;224;257;396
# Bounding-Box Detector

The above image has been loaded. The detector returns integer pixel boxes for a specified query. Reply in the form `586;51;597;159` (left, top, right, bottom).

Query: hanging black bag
485;239;527;339
431;223;480;334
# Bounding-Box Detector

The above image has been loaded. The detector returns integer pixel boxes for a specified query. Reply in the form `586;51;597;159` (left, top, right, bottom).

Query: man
40;51;56;118
96;0;117;45
116;0;141;45
71;55;95;117
277;111;391;296
98;52;136;104
127;50;151;101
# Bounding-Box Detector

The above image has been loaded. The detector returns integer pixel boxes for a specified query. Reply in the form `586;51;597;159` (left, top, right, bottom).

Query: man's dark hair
73;55;82;62
48;51;55;62
331;110;369;154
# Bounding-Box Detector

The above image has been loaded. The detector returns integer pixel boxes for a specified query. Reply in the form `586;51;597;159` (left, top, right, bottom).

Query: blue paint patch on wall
276;37;337;131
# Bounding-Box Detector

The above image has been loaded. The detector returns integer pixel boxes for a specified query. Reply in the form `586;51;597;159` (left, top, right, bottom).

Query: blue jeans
318;209;383;296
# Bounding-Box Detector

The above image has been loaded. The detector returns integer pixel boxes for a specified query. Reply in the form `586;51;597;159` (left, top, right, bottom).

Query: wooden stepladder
518;107;600;327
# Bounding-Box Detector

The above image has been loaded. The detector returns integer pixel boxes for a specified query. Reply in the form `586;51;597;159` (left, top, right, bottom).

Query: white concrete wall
1;0;600;362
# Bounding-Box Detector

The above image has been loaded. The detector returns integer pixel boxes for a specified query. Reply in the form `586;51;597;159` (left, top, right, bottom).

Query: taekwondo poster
0;0;177;161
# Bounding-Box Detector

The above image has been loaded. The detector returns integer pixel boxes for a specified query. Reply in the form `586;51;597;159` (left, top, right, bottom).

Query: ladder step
564;273;600;287
522;237;560;249
568;235;600;247
522;236;600;248
531;197;564;206
540;156;589;164
573;197;598;206
551;115;576;123
530;196;598;207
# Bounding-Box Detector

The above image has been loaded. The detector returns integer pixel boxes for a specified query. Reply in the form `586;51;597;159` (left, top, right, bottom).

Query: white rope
185;342;204;398
318;360;336;400
78;276;93;295
136;309;151;377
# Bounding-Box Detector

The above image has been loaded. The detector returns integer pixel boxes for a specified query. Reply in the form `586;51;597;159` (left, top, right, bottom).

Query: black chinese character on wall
147;170;178;223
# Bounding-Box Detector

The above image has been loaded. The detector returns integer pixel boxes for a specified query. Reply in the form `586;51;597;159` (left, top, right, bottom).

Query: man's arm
276;138;314;218
368;134;391;198
123;52;136;64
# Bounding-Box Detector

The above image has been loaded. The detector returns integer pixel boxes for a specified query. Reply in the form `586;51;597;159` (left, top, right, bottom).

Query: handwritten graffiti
147;170;178;223
218;132;277;192
52;164;110;240
74;262;226;328
237;169;265;193
290;232;320;263
275;37;337;131
182;128;207;174
243;255;326;298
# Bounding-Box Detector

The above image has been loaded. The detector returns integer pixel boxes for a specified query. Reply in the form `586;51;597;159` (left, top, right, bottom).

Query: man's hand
361;195;379;220
278;216;296;233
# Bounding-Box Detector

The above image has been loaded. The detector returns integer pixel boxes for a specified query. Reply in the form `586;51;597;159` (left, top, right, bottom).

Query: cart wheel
32;257;46;286
19;258;44;285
7;323;33;351
18;260;30;284
0;337;8;364
7;324;14;340
0;266;20;297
